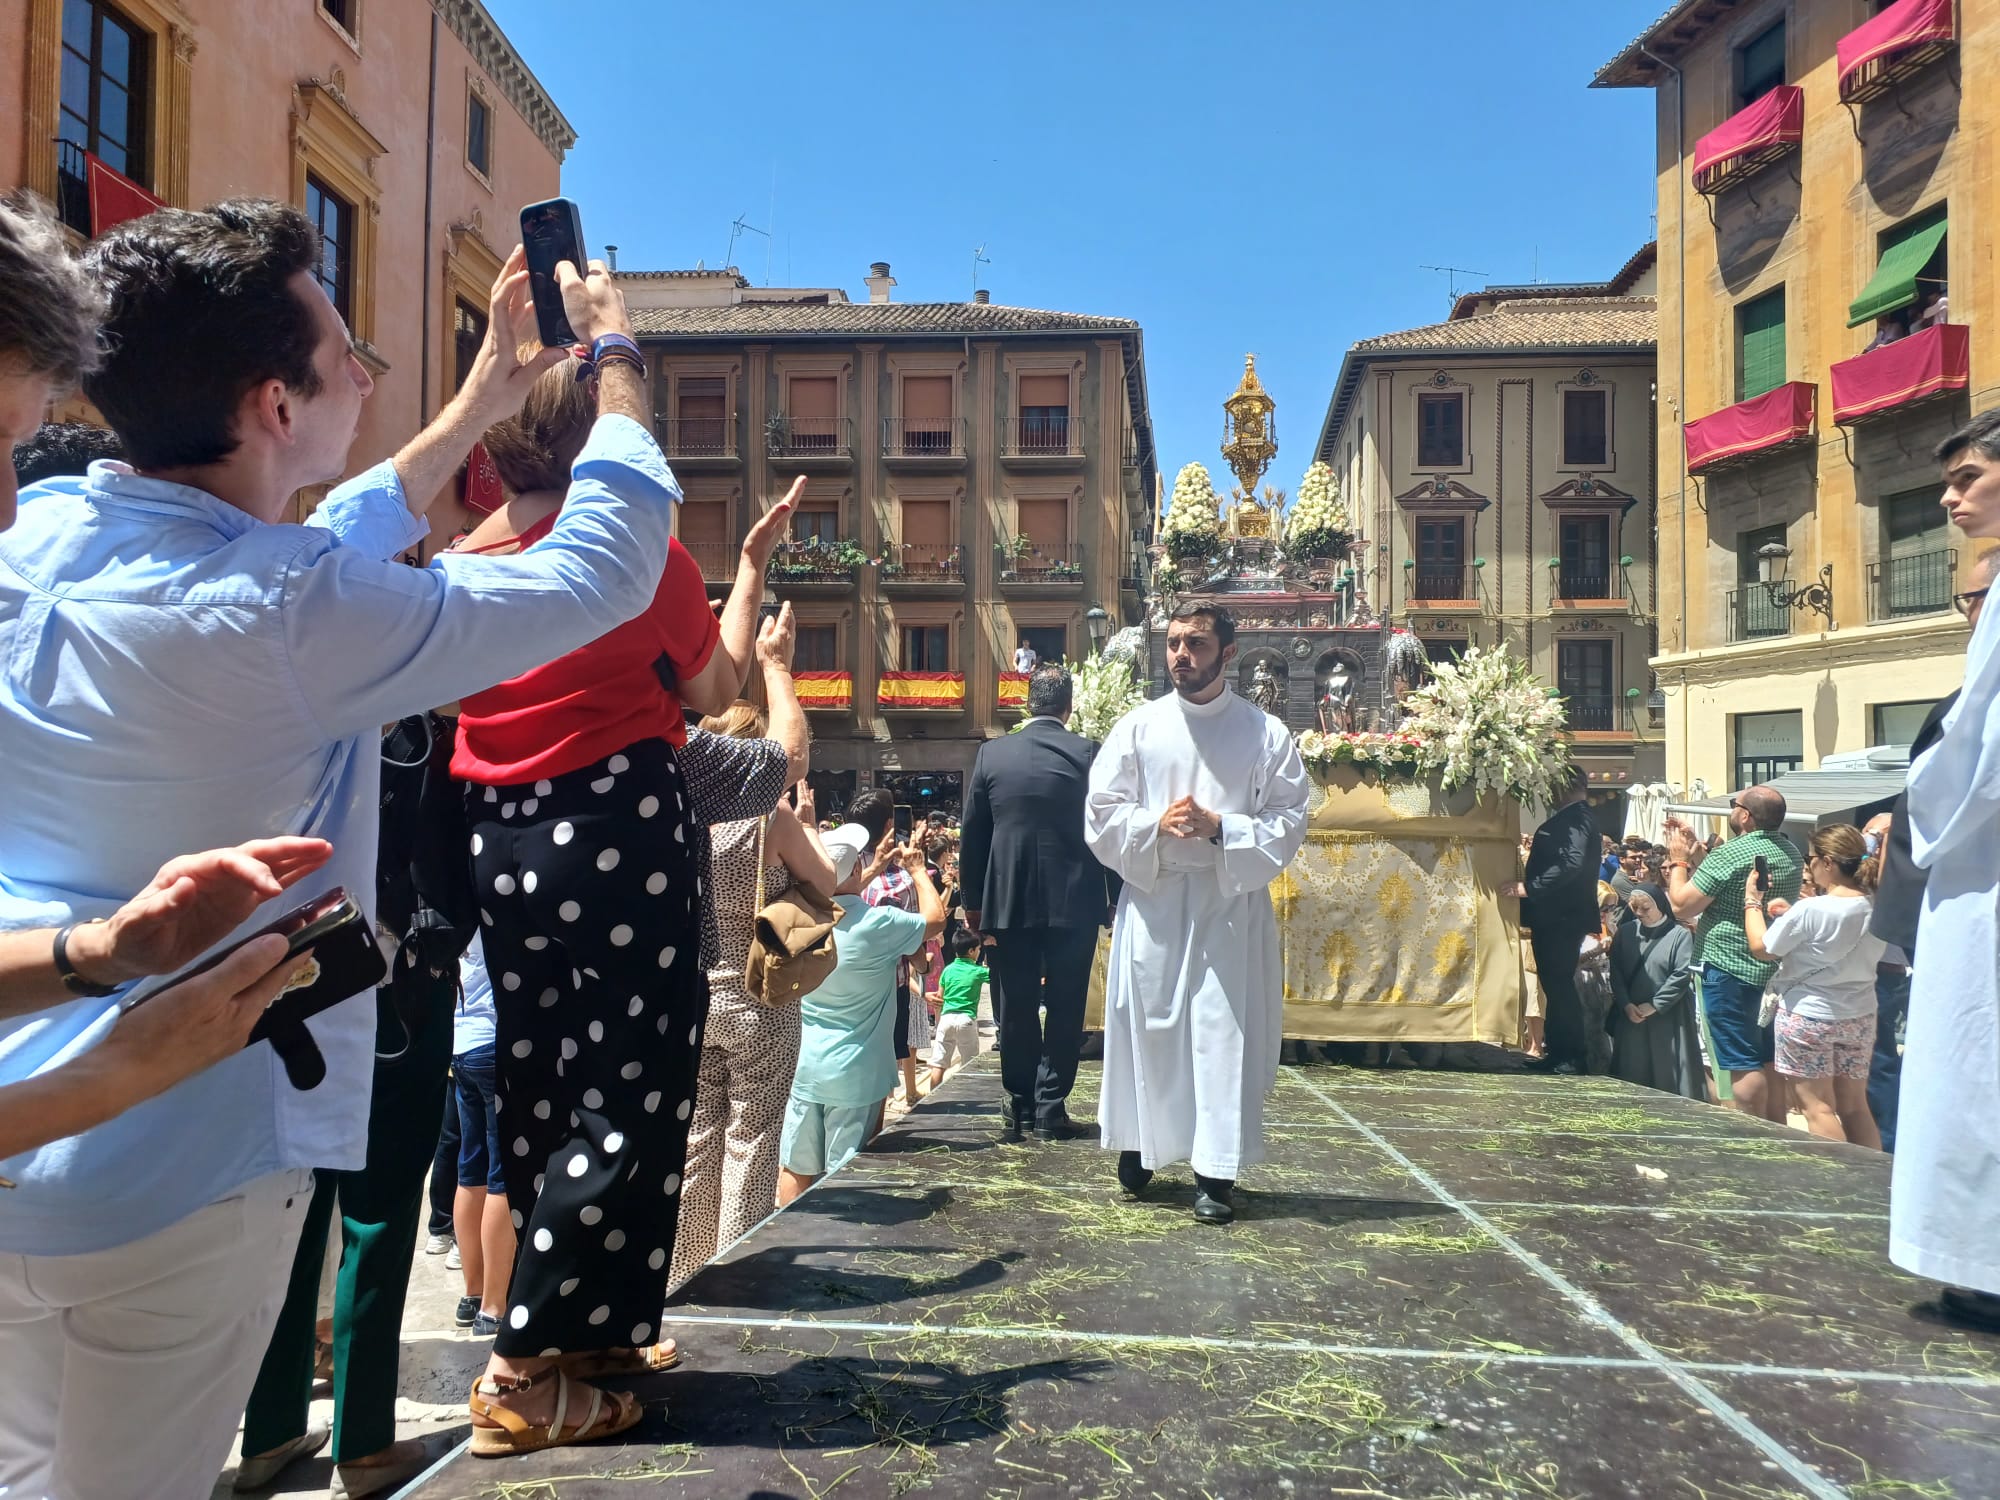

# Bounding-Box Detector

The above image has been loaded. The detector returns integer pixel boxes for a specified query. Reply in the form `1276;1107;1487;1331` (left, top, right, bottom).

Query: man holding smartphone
0;198;677;1498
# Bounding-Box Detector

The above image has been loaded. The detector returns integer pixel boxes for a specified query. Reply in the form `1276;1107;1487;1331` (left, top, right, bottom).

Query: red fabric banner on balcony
1838;0;1954;99
1684;381;1816;474
1830;323;1969;425
85;152;163;234
1692;86;1804;184
794;671;852;710
877;671;964;709
997;672;1028;709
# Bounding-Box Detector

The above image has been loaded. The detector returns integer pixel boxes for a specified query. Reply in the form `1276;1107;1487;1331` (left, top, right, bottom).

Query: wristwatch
53;922;117;998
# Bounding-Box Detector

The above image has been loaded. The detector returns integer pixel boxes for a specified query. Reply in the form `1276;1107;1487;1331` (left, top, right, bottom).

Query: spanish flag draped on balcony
877;672;964;709
793;671;852;709
997;672;1029;709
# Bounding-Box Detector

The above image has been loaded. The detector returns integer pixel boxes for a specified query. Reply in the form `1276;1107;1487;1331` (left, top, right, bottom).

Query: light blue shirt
792;895;927;1108
454;932;496;1057
0;414;678;1255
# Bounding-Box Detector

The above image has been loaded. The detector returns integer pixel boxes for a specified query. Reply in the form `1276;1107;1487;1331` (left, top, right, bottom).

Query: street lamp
1755;542;1834;628
1085;605;1111;656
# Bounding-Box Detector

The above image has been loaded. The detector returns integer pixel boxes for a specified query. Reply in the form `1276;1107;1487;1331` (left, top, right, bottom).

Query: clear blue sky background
484;0;1662;499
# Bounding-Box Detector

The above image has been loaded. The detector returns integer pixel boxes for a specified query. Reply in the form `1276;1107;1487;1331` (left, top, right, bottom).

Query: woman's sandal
559;1342;681;1380
467;1369;643;1457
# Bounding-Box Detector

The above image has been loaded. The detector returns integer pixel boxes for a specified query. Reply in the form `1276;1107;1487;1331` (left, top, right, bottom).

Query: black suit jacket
1522;799;1600;936
1870;690;1956;957
959;717;1119;931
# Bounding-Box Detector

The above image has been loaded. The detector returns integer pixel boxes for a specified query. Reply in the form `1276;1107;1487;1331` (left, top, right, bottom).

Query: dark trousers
242;973;455;1461
1871;967;1910;1153
427;1079;460;1238
989;925;1099;1122
1530;926;1590;1069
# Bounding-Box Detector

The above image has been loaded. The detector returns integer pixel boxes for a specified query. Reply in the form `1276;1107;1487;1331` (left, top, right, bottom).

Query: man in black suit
1504;764;1600;1074
959;664;1119;1141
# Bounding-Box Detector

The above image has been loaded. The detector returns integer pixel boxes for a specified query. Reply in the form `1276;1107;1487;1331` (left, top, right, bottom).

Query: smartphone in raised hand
1752;853;1770;894
893;804;914;843
519;197;587;347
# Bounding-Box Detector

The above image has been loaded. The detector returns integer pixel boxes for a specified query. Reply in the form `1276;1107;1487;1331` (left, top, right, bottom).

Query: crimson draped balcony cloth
1692;86;1804;192
1830;324;1969;426
84;152;163;234
1838;0;1955;103
1684;382;1817;474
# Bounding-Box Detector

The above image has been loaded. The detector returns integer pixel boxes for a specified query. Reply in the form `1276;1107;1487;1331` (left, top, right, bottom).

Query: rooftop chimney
865;261;896;304
605;244;619;271
973;289;990;305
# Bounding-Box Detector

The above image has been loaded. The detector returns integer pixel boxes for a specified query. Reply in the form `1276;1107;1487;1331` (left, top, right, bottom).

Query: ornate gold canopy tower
1221;354;1279;538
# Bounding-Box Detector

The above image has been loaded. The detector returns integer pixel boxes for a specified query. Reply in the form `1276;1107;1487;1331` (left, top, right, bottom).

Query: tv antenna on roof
972;243;991;295
726;214;769;278
1421;263;1488;307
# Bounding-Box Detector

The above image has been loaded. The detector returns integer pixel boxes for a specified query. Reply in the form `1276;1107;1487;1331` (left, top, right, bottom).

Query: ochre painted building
1315;250;1667;814
620;264;1157;814
1;0;571;535
1597;0;1988;789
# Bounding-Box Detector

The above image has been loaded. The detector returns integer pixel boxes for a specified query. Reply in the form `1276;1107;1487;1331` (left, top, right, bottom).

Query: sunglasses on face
1954;586;1990;617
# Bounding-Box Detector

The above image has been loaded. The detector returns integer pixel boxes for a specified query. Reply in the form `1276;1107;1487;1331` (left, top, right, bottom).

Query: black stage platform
403;1058;2000;1498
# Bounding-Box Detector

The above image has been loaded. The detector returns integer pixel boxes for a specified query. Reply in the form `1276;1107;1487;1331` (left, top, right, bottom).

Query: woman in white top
1744;824;1887;1147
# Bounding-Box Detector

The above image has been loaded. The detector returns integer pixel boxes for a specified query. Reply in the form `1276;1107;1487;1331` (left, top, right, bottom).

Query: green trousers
241;972;454;1461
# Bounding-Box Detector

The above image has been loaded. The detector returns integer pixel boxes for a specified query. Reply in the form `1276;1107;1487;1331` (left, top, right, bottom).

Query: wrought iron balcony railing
1727;586;1793;642
662;417;736;459
766;416;853;459
1002;415;1082;458
881;417;966;458
1868;548;1957;621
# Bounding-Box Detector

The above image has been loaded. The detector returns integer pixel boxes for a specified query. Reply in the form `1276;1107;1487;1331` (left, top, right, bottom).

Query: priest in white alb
1891;413;2000;1329
1085;602;1309;1223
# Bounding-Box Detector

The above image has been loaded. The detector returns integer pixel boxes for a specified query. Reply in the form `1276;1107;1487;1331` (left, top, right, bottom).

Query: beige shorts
928;1011;979;1071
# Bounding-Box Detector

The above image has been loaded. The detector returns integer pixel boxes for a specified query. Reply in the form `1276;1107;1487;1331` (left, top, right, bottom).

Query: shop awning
1684;382;1816;474
1692;86;1804;193
1830;322;1969;425
1847;220;1948;326
1838;0;1956;104
1664;769;1906;830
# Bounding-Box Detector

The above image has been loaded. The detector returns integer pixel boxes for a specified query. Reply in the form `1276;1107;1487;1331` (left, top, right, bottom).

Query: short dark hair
83;200;324;468
0;194;102;388
849;789;894;844
483;353;594;494
1026;663;1072;718
13;421;124;487
1168;599;1235;647
1935;406;2000;466
1560;763;1589;799
954;931;982;960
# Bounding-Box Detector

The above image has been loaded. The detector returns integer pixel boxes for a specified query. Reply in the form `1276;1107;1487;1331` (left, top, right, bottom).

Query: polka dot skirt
469;737;705;1358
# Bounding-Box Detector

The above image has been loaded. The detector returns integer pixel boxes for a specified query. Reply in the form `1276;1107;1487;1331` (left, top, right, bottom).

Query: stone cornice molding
1653;616;1969;687
431;0;577;163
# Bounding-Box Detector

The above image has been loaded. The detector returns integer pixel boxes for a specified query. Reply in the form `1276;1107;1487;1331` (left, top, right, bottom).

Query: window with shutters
795;625;839;672
1736;287;1786;401
1010;497;1072;576
678;501;731;581
785;375;840;453
674;376;730;457
794;503;839;545
452;298;487;395
1558;515;1612;599
901;624;952;671
1875;488;1954;618
1416;392;1463;468
1736;19;1785;109
898;375;955;455
58;0;152;233
1556;640;1616;731
466;89;492;179
895;497;955;578
1733;524;1790;639
305;174;356;323
1413;518;1465;599
1562;388;1609;467
1017;373;1072;454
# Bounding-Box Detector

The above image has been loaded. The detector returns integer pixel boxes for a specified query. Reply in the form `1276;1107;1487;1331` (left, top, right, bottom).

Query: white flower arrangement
1011;653;1146;744
1283;461;1351;560
1396;645;1573;808
1161;462;1221;561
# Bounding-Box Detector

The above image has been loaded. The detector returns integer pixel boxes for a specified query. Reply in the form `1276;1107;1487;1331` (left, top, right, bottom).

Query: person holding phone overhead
450;304;800;1451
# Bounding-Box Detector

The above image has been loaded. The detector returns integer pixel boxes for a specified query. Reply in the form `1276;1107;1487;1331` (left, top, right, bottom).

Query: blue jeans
453;1043;506;1192
1700;964;1774;1073
1870;968;1910;1153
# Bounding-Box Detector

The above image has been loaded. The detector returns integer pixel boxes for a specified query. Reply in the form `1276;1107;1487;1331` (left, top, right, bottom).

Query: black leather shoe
1000;1096;1030;1143
1192;1173;1235;1224
1940;1286;2000;1333
1033;1107;1078;1142
1116;1150;1152;1196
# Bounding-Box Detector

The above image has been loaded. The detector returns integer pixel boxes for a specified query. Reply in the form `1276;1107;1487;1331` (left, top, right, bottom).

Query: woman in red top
453;353;795;1426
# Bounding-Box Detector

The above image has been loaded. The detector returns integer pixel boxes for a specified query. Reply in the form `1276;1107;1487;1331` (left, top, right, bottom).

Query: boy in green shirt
926;934;989;1090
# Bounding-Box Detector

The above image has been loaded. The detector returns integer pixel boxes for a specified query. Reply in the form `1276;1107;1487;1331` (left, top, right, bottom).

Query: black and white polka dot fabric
468;737;705;1358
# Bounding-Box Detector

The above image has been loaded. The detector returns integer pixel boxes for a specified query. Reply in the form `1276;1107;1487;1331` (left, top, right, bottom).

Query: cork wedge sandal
467;1370;643;1457
559;1342;681;1381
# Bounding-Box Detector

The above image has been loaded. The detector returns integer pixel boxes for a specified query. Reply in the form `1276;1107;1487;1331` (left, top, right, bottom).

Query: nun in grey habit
1607;884;1705;1100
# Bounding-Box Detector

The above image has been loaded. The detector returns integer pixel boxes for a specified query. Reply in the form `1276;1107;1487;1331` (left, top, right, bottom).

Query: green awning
1848;220;1948;326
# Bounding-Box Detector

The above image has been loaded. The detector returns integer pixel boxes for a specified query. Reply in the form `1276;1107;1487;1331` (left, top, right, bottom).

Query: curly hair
0;194;103;388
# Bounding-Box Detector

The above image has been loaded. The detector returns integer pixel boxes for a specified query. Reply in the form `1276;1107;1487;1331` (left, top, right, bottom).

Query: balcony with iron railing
1001;414;1084;462
55;140;92;236
765;415;853;464
681;541;735;585
766;538;862;594
1563;696;1617;733
878;542;965;595
660;417;738;464
1869;548;1957;622
1727;586;1793;643
1408;563;1476;605
881;417;967;464
998;539;1085;592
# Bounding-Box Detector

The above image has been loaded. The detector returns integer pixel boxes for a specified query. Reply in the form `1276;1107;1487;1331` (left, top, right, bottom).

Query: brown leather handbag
742;820;842;1008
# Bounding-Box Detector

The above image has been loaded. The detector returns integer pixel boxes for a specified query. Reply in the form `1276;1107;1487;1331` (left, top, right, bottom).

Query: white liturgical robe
1893;591;2000;1293
1085;686;1309;1178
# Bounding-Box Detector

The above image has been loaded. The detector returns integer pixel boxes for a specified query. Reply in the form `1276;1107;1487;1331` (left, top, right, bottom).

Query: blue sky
485;0;1662;496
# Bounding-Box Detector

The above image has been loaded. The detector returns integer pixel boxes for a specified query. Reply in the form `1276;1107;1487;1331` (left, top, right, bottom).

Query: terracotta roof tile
1350;297;1657;355
630;300;1140;338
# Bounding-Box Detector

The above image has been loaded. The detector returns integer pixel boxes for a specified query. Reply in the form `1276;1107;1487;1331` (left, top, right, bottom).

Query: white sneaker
422;1233;453;1256
445;1241;462;1271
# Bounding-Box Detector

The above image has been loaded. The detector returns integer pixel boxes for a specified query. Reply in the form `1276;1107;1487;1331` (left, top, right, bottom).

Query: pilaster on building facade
620;265;1157;816
2;0;573;544
1313;249;1667;821
1597;0;1988;793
